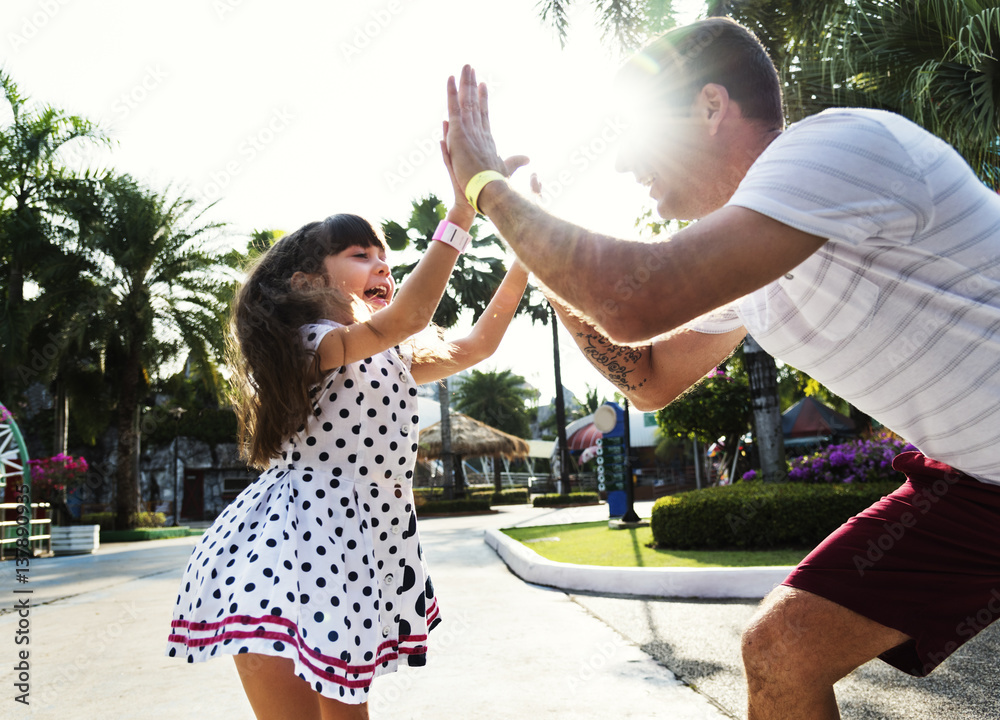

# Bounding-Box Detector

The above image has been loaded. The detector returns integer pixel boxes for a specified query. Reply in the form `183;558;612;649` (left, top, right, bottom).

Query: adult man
444;16;1000;720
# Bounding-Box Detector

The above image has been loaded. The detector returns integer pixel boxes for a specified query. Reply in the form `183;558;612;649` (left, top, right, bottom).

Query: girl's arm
409;259;529;385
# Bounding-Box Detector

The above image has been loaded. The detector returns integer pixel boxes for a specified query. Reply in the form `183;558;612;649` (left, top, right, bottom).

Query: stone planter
51;525;100;556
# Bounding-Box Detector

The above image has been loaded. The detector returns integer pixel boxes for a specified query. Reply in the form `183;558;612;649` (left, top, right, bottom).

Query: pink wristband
432;220;472;254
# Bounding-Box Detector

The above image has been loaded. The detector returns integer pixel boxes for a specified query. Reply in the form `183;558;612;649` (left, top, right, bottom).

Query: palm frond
538;0;574;48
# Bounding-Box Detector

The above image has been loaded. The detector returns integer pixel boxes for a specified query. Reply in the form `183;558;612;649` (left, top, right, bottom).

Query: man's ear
697;83;731;136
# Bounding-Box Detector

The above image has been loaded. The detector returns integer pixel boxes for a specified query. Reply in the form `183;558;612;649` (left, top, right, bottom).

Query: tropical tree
656;364;751;482
80;175;233;529
453;368;534;493
0;71;107;425
386;195;548;497
538;0;678;51
453;369;533;438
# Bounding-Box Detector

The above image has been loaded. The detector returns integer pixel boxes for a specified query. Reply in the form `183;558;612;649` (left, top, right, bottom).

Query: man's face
615;82;727;221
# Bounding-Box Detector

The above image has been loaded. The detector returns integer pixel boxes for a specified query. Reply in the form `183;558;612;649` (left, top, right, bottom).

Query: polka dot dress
166;321;441;704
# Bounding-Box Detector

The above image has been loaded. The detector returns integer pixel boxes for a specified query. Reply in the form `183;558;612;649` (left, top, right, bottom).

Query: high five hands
445;65;527;206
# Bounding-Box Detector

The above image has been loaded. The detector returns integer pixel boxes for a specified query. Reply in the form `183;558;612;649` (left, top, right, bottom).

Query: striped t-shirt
689;108;1000;484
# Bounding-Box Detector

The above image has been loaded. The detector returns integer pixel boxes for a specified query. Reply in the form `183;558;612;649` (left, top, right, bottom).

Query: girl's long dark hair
229;214;385;468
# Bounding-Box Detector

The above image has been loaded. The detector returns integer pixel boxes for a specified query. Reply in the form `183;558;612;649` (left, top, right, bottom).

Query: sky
1;0;704;405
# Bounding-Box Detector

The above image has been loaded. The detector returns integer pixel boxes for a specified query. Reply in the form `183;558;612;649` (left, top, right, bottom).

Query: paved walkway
0;503;724;720
1;503;998;719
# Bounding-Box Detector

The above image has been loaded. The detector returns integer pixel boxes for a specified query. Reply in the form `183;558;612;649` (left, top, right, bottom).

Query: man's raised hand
445;65;508;190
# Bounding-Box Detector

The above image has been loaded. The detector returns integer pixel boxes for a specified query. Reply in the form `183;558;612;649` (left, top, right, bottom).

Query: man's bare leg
742;586;911;720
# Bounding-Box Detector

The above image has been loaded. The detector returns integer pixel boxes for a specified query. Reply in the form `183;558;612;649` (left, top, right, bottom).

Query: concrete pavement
495;502;1000;720
1;502;997;719
0;503;726;720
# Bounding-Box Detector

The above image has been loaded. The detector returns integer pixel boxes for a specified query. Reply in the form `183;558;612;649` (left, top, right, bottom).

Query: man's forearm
479;182;633;334
478;183;828;346
547;294;653;404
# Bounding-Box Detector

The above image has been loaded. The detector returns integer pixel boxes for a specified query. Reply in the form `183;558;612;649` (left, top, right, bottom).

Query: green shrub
651;480;902;550
413;487;445;499
417;499;492;514
466;489;529;505
136;511;167;528
491;489;529;505
533;492;601;507
81;511;168;531
81;512;115;531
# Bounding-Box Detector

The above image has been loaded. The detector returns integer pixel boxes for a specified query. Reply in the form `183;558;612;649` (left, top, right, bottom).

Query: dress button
384;573;394;585
382;626;391;638
391;525;401;535
401;424;410;435
784;272;794;280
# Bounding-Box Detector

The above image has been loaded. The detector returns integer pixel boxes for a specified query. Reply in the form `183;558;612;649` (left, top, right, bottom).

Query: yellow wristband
464;170;507;215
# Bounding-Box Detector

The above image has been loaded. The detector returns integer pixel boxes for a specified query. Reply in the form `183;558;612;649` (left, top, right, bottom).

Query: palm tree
453;369;533;438
81;175;232;529
454;369;534;493
537;0;678;51
386;195;548;497
0;71;107;415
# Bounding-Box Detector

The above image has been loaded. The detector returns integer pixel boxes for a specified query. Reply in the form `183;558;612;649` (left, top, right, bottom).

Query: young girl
166;141;529;719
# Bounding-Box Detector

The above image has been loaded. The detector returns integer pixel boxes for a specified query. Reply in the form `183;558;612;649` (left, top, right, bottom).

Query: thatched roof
418;413;530;460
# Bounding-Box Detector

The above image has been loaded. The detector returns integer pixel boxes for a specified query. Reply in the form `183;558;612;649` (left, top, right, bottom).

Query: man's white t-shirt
689;108;1000;484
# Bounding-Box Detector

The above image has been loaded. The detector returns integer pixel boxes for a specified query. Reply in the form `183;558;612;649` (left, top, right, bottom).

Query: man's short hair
622;17;783;129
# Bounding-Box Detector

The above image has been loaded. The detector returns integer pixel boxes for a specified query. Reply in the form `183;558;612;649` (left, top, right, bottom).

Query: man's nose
614;139;635;174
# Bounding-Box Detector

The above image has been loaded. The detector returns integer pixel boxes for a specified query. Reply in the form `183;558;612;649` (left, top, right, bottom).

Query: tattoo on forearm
579;333;647;392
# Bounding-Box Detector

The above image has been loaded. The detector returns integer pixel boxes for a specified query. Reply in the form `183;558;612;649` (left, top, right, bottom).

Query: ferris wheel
0;403;30;492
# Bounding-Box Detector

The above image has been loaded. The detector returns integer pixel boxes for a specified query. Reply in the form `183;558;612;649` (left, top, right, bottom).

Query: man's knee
742;587;812;676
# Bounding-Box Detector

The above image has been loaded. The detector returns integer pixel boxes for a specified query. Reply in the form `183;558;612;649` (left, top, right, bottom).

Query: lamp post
168;406;186;526
620;398;641;523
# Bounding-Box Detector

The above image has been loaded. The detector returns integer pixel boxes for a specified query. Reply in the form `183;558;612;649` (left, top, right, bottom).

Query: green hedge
414;488;529;506
100;527;196;542
468;489;529;505
81;511;167;531
532;492;601;507
651;480;902;550
417;498;492;515
492;489;529;505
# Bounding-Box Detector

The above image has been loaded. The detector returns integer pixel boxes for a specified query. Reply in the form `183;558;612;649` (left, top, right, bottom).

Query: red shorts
782;451;1000;677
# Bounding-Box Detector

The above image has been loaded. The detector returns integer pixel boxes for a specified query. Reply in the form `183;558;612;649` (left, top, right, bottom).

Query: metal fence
0;502;52;560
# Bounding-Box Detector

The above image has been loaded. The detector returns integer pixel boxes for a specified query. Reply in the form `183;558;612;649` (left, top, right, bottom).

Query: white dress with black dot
166;321;441;704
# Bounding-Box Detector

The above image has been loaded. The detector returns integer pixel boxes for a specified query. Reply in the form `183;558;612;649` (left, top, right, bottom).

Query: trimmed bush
81;511;168;531
417;499;492;515
651;480;902;550
100;527;194;542
467;489;529;505
533;492;601;508
491;489;529;505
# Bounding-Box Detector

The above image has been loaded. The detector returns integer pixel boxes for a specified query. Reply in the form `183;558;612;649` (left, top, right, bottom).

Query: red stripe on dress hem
174;629;399;669
171;615;430;671
169;630;399;688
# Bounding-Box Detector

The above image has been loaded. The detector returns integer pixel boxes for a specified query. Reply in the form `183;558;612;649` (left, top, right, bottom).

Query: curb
484;528;792;599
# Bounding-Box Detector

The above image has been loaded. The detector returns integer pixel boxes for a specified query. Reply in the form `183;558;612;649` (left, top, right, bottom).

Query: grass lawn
502;521;810;568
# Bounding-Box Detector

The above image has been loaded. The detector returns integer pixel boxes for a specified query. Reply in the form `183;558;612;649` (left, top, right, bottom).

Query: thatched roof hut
418;413;530;460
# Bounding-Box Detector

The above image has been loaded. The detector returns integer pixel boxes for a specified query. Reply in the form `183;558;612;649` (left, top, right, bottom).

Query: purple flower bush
787;432;917;484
